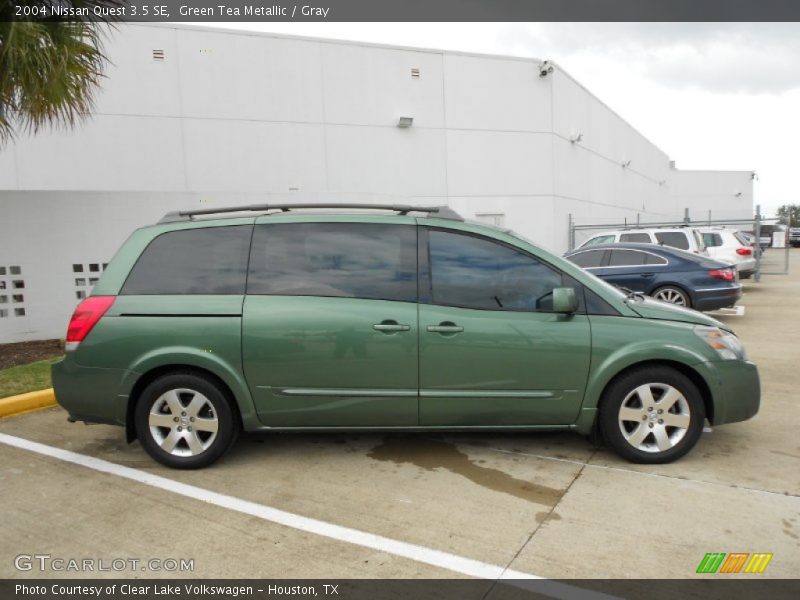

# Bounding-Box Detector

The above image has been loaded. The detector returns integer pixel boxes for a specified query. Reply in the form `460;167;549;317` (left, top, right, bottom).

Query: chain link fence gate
567;205;790;282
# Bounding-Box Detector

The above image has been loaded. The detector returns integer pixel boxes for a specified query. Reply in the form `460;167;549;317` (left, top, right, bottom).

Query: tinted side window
583;234;615;247
121;226;251;295
644;253;668;265
702;233;723;247
248;223;417;302
619;233;651;243
429;230;562;312
568;250;606;268
655;231;690;250
608;250;647;266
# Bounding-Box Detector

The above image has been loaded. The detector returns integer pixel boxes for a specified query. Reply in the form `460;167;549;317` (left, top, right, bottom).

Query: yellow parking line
0;388;56;419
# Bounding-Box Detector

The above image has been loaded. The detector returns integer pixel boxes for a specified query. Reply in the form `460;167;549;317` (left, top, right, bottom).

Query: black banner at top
4;0;800;22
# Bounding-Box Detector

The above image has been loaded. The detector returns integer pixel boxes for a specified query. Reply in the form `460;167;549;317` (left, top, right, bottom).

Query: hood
627;296;731;331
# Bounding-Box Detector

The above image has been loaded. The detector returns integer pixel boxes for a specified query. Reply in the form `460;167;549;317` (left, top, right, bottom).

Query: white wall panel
446;131;553;197
12;115;185;191
322;43;445;128
325;125;447;197
182;119;327;193
177;29;324;123
444;54;551;132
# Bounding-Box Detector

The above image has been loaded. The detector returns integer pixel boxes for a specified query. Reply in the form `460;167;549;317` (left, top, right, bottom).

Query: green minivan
52;204;760;469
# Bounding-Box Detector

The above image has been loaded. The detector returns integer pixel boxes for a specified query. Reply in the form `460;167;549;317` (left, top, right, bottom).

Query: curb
0;388;56;419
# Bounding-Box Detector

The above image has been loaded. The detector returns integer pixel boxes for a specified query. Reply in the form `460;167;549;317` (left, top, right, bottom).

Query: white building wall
668;169;755;221
0;24;754;342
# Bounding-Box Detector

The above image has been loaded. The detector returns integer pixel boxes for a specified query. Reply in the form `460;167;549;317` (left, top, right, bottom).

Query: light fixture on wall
658;180;666;186
751;171;758;181
538;60;554;78
397;116;414;128
570;133;583;144
735;192;743;197
621;160;632;168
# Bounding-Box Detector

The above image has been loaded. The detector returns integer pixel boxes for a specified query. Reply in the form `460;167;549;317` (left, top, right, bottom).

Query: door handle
427;322;464;334
640;272;654;277
373;320;410;333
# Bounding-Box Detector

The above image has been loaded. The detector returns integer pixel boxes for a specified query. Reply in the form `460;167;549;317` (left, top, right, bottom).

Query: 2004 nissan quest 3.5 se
52;204;760;469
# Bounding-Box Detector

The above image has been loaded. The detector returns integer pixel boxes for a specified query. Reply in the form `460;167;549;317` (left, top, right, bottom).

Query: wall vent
152;49;165;61
411;68;420;79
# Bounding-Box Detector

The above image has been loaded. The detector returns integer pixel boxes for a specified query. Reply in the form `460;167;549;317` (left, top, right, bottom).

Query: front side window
428;230;562;312
654;231;690;250
121;226;251;295
248;223;417;302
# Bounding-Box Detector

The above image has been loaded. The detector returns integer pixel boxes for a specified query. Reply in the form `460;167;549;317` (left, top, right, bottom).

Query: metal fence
567;205;790;282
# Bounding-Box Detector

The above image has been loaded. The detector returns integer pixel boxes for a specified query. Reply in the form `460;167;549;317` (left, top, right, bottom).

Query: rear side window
248;223;417;302
121;226;251;295
568;250;606;268
619;232;651;243
428;230;563;312
608;249;647;266
702;233;723;247
654;231;690;250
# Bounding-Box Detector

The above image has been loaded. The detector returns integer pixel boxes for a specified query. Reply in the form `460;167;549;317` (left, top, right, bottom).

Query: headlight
694;326;747;361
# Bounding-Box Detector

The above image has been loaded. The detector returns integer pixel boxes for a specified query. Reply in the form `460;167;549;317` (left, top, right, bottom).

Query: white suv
699;228;757;279
579;227;708;255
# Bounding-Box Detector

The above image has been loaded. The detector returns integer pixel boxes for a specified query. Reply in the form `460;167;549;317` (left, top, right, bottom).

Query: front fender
119;346;260;430
573;316;714;434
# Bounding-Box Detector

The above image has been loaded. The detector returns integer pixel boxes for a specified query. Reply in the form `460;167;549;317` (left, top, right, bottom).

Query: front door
419;228;591;426
243;220;419;427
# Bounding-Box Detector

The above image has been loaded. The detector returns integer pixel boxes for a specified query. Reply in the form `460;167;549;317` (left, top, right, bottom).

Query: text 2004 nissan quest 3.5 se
52;204;760;469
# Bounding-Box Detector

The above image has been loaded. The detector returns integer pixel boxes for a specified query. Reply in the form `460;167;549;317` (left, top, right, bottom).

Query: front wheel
134;372;239;469
599;366;705;464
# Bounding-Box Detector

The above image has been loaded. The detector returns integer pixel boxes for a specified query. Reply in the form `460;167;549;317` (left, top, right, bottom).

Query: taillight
708;269;735;282
66;296;115;347
736;247;752;256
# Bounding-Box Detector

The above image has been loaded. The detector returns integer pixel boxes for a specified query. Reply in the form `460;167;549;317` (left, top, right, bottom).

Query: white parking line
0;433;615;600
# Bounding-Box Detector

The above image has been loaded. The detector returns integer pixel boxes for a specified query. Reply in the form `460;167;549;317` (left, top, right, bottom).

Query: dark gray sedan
564;243;742;311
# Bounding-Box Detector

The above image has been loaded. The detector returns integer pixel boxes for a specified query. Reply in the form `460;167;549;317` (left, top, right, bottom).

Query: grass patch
0;357;62;398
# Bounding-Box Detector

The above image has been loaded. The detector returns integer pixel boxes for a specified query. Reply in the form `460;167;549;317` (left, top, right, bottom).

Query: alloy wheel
653;288;687;305
148;388;219;457
617;383;691;453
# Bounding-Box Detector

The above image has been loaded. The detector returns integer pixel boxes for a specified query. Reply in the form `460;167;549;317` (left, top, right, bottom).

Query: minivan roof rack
159;203;463;224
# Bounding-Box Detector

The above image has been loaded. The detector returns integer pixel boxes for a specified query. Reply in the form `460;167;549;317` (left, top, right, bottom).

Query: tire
652;285;691;308
134;372;239;469
599;366;705;464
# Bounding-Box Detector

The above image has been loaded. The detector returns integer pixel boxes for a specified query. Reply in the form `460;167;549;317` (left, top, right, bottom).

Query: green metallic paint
418;303;591;425
242;296;419;426
53;211;760;441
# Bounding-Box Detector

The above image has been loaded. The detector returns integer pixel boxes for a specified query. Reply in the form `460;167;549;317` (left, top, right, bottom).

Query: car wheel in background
134;372;239;469
599;366;705;464
652;285;691;307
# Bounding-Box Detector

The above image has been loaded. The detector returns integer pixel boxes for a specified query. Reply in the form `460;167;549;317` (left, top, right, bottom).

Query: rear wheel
134;372;239;469
652;285;691;307
599;366;705;463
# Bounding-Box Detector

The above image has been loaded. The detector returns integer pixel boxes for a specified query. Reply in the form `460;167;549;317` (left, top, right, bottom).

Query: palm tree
0;2;124;145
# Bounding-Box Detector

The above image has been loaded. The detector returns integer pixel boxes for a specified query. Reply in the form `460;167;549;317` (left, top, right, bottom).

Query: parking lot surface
1;251;799;580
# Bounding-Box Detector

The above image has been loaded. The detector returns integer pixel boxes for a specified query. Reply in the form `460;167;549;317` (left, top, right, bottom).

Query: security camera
538;60;554;78
570;133;583;144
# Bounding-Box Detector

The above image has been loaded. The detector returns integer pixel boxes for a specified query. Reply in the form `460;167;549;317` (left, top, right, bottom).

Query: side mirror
552;287;579;314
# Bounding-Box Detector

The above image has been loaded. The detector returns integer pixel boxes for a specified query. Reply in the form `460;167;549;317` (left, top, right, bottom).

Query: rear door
418;227;591;426
242;219;419;427
600;249;657;291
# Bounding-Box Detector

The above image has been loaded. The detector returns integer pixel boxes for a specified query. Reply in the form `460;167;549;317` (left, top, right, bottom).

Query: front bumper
694;360;760;426
51;355;130;426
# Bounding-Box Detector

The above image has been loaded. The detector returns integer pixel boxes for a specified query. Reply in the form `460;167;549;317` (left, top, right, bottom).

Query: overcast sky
202;22;800;217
